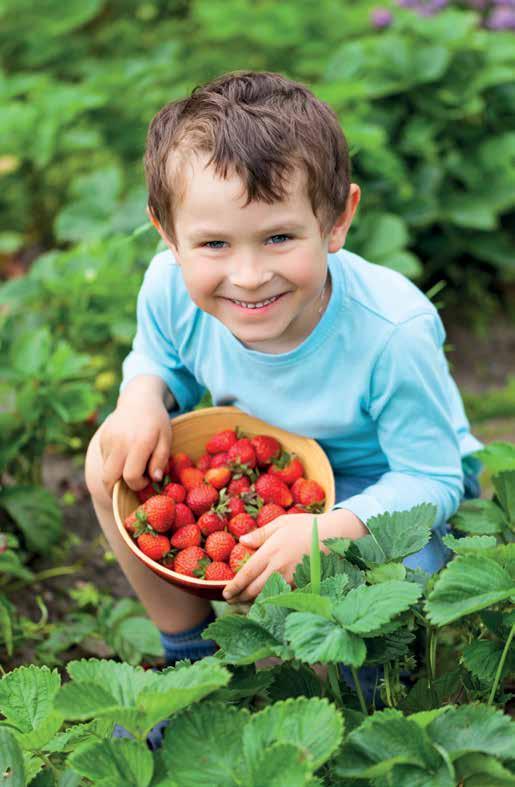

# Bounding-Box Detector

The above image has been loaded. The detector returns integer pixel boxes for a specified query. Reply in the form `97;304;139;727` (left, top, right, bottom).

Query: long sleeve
333;312;464;530
120;259;206;414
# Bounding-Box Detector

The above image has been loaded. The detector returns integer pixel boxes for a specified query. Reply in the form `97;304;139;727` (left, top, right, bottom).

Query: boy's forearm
320;508;368;543
117;374;177;411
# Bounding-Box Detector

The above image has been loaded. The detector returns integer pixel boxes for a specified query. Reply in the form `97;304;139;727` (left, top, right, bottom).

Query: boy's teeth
233;295;279;309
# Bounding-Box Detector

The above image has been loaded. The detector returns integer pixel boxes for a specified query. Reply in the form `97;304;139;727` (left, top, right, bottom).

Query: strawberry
140;495;176;533
196;453;212;472
187;483;219;516
206;429;237;454
167;452;193;481
255;474;293;507
170;524;202;549
269;452;305;486
228;476;250;496
251;434;281;467
229;543;256;573
197;510;228;537
204;561;235;581
205;531;236;562
137;479;162;503
163;482;186;504
204;466;232;490
137;533;171;561
257;503;286;527
210;452;230;469
173;502;196;529
287;504;308;514
214;488;246;519
179;467;205;491
227;438;257;469
173;546;209;577
228;513;256;540
124;509;140;535
291;478;325;511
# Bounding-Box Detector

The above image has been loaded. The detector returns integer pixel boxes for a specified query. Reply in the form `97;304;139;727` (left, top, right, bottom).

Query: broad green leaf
109;616;163;665
450;499;506;535
16;709;63;751
0;485;62;552
0;728;25;787
69;738;153;787
0;551;34;581
364;628;415;666
10;327;51;375
262;592;332;618
0;596;13;655
322;537;351;557
65;659;158;706
249;574;292;646
285;612;366;666
267;663;323;702
428;704;515;759
243;697;343;771
366;563;406;584
161;702;249;786
0;665;60;733
249;742;311;787
493;471;515;526
353;504;435;565
254;572;291;602
475;442;515;475
293;551;353;588
209;668;273;704
333;582;421;634
55;682;120;720
442;534;497;553
454;753;515;786
205;615;289;664
426;554;515;625
462;640;513;684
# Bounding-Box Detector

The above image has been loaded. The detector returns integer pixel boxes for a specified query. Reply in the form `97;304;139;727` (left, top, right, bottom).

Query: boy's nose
228;256;274;292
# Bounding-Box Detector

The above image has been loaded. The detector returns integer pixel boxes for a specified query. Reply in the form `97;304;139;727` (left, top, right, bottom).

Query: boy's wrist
319;508;368;542
118;374;175;411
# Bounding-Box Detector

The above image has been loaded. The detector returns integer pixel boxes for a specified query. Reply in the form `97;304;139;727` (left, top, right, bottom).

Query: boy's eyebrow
188;222;304;240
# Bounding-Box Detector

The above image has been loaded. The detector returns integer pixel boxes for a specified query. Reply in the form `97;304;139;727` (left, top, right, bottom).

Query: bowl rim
113;405;336;588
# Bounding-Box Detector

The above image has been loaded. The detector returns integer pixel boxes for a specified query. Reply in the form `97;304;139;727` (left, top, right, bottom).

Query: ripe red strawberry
287;504;308;514
205;531;236;562
227;438;257;469
228;513;256;539
187;483;219;516
257;503;286;527
205;561;235;581
255;474;293;507
269;452;305;486
124;509;139;535
197;511;228;537
167;452;193;481
196;453;212;472
140;495;176;533
173;546;209;577
227;496;246;517
291;478;325;511
179;467;205;491
170;524;202;549
163;482;186;504
228;476;250;496
251;434;281;467
204;467;232;490
173;503;196;529
206;429;237;454
137;533;171;561
229;543;256;574
137;479;161;503
210;452;230;469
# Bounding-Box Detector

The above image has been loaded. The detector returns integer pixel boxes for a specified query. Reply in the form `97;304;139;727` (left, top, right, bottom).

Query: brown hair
144;70;351;243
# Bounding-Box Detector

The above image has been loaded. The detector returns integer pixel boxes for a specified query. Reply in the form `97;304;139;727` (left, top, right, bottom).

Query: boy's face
152;153;360;354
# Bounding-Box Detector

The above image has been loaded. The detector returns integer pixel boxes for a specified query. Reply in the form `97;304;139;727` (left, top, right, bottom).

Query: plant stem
350;666;368;715
327;663;344;708
310;518;321;596
488;623;515;706
384;662;393;707
429;628;438;682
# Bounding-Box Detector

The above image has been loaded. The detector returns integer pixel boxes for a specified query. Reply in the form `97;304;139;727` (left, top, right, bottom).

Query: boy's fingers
102;447;125;496
123;440;154;490
223;550;269;600
240;520;282;549
148;432;172;482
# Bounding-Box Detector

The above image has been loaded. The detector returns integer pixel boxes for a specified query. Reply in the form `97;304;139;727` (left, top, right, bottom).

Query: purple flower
486;4;515;26
371;7;394;27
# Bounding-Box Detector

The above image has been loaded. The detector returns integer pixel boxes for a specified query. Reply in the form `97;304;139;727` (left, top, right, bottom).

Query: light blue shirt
121;248;482;572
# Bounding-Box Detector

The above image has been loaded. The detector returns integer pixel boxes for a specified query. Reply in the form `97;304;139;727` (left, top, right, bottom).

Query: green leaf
10;327;51;375
462;640;513;684
428;704;515;759
475;443;515;475
55;681;120;720
0;596;14;656
352;504;435;565
333;582;421;634
294;552;363;589
0;550;34;581
16;709;64;751
0;728;25;787
262;592;332;619
204;615;288;664
243;697;343;772
454;753;515;786
426;554;515;625
493;471;515;526
322;537;351;557
310;518;321;595
0;485;62;552
249;742;311;787
442;534;497;553
249;574;292;647
108;616;163;665
366;563;406;584
285;612;366;666
161;702;249;786
450;499;506;535
267;663;323;701
0;665;61;733
69;738;153;787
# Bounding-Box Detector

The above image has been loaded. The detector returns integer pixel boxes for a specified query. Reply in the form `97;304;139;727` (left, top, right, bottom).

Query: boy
85;70;482;669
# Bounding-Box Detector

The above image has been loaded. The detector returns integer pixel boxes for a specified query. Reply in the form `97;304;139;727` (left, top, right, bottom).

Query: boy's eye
202;234;291;249
267;234;291;244
203;240;226;249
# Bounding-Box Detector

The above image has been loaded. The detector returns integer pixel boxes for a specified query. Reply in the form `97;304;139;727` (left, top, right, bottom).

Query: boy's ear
146;205;180;255
327;183;361;253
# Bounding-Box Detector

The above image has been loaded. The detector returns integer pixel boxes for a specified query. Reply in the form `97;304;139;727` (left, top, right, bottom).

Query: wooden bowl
113;406;335;600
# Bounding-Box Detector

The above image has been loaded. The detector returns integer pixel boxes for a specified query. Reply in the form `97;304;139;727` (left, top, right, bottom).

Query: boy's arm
120;254;205;413
333;312;464;531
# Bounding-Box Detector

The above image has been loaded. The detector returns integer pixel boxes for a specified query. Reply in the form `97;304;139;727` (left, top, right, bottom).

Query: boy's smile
152;152;359;354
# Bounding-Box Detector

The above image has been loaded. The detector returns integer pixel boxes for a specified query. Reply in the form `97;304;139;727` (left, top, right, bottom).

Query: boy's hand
222;509;367;605
100;377;173;496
